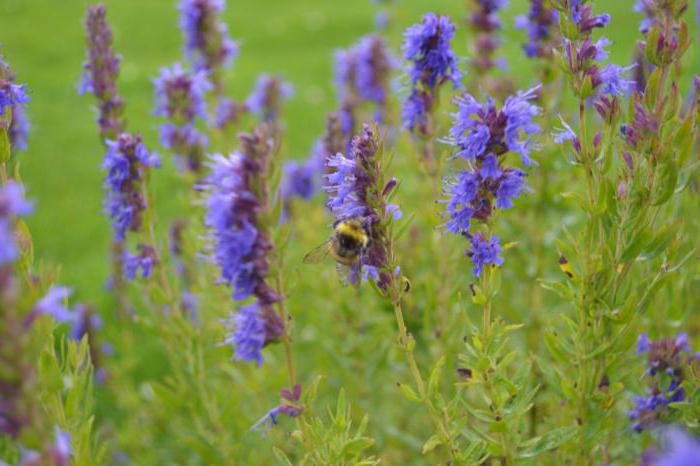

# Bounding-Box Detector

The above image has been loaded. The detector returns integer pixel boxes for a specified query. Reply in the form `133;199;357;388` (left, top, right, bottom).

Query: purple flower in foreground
467;233;504;277
444;87;539;277
448;86;541;165
179;0;239;73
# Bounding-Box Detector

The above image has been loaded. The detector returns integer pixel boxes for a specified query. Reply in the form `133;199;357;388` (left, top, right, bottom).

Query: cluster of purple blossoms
0;57;31;152
515;0;559;59
246;74;293;124
401;13;461;135
467;0;506;73
205;129;283;364
443;87;541;276
323;125;398;288
153;63;212;172
179;0;239;75
629;333;699;433
79;4;125;140
335;35;394;135
101;133;159;242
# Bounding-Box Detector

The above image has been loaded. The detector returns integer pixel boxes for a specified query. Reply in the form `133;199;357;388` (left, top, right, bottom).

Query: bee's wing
303;240;333;264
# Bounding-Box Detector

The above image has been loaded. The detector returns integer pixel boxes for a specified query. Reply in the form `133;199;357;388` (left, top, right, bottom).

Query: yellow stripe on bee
336;222;367;242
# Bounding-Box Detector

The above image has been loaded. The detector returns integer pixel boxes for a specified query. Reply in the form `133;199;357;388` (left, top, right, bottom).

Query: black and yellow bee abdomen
331;219;369;265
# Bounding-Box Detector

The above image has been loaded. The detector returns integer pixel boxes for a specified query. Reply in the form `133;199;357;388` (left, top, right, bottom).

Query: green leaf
651;159;678;206
517;427;577;458
428;356;446;397
397;382;421;403
638;222;677;261
340;437;375;457
272;447;293;466
422;434;443;454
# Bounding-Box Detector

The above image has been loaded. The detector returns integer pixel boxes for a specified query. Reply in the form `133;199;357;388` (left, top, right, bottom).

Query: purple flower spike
101;134;159;241
179;0;239;74
206;128;286;364
443;87;540;277
403;13;461;89
80;4;125;140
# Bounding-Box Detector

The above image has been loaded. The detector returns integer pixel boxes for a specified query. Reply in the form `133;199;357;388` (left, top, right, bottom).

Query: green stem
391;296;457;461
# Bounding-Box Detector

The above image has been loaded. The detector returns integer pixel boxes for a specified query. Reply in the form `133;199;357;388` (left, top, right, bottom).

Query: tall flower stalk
79;4;130;314
441;86;553;463
205;125;302;422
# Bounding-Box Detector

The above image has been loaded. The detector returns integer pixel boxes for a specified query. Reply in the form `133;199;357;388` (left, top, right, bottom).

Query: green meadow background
1;0;699;463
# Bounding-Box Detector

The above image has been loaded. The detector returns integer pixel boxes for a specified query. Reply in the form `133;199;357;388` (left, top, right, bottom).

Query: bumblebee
303;218;370;281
